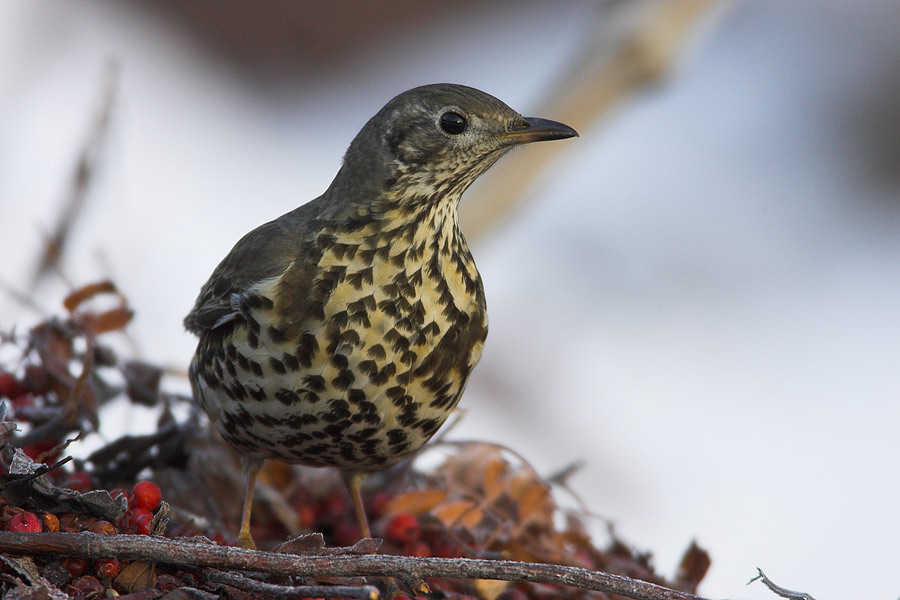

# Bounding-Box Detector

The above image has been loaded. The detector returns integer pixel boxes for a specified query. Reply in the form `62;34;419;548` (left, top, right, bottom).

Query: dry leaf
674;540;710;593
481;457;508;502
122;360;163;406
473;578;508;600
516;480;551;525
114;560;157;593
383;488;447;517
431;499;482;529
80;307;134;335
63;280;118;313
274;532;326;554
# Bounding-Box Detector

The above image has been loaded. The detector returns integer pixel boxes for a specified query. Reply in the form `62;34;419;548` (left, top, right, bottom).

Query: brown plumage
184;83;577;546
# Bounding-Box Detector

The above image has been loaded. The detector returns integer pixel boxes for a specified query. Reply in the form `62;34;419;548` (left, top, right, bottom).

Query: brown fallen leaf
79;307;134;335
114;560;157;593
383;488;447;517
431;499;483;530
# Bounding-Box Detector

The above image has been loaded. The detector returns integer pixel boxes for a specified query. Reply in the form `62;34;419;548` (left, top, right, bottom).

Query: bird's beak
500;117;578;145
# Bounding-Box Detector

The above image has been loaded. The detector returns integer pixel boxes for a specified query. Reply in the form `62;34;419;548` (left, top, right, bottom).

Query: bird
184;83;577;548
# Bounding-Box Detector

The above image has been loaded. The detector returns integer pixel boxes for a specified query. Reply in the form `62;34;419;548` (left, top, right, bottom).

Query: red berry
95;558;120;579
62;557;88;577
11;394;33;412
385;513;419;544
368;490;392;518
128;508;153;535
22;438;60;462
64;471;92;492
0;372;26;399
109;488;134;509
7;511;42;532
323;489;347;519
296;503;316;528
406;541;431;557
433;541;462;558
333;520;360;547
91;520;117;535
205;529;228;545
496;588;529;600
69;575;104;596
132;480;161;511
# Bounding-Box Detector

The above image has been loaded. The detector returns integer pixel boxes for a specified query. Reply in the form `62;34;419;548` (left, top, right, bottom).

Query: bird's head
332;84;577;211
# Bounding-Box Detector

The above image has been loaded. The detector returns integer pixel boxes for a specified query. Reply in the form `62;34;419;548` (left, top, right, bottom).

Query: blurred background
2;1;899;598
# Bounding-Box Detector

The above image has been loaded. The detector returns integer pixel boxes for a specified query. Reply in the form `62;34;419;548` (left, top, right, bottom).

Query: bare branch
207;570;379;600
461;0;719;240
0;532;724;600
30;60;120;289
748;569;817;600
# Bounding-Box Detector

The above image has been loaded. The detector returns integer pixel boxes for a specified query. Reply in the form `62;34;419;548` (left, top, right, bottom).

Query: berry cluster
0;480;163;591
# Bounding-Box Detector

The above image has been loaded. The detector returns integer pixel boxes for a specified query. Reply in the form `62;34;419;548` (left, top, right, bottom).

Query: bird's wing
184;206;320;334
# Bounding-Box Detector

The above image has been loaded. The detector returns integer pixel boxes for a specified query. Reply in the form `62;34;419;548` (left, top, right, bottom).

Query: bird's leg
238;457;263;549
342;470;371;539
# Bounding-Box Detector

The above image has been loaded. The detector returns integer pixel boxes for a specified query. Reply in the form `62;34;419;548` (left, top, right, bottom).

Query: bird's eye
439;112;467;135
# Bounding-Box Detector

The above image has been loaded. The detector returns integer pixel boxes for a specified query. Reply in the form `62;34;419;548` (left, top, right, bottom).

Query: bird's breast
190;205;488;471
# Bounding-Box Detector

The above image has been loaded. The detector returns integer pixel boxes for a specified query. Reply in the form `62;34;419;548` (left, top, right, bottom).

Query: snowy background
2;1;899;598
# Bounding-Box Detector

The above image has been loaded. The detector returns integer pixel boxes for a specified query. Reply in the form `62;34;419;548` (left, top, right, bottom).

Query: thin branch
30;60;120;289
748;569;817;600
461;0;719;240
0;532;724;600
206;570;379;600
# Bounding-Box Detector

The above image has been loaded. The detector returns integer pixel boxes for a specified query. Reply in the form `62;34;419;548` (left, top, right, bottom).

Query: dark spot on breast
323;399;351;422
332;369;354;390
275;388;300;405
282;352;300;371
268;357;286;375
377;300;400;319
418;418;441;435
229;382;247;400
339;329;361;346
316;233;336;250
359;360;378;377
387;429;407;445
397;413;417;427
281;432;313;446
300;390;320;404
358;248;377;264
287;413;318;428
267;325;288;344
346;266;374;289
325;421;351;437
247;330;259;349
303;375;326;392
390;250;407;267
364;344;385;361
329;310;349;328
358;400;377;413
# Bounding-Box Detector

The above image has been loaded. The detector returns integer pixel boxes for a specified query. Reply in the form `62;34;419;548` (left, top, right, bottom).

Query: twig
30;60;120;289
0;532;723;600
748;569;817;600
206;570;379;600
0;456;72;490
461;0;718;240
